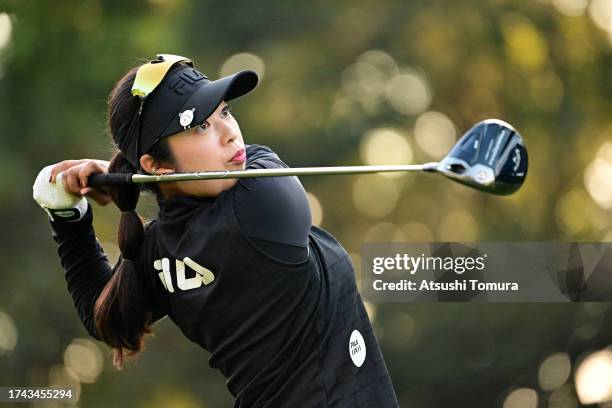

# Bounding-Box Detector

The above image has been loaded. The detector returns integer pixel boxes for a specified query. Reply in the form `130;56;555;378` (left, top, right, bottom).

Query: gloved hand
33;165;89;222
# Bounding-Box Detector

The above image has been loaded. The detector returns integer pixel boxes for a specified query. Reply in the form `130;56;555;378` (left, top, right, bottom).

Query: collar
156;193;216;222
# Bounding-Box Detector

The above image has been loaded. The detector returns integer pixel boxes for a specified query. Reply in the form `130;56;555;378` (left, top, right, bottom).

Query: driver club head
432;119;528;195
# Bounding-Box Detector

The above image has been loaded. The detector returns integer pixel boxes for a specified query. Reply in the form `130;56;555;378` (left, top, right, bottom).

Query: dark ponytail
93;62;177;369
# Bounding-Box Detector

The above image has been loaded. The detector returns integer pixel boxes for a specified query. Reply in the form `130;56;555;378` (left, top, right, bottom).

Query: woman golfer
33;54;399;407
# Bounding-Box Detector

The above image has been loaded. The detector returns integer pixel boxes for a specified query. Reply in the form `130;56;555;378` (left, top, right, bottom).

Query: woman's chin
227;161;246;170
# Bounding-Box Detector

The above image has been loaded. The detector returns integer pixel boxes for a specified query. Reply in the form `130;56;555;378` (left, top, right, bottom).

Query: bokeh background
1;0;612;407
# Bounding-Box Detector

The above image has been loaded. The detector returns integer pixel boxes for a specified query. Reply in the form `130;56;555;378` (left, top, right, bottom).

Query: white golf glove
33;165;89;222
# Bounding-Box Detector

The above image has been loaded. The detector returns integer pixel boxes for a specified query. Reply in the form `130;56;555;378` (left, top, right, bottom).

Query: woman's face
152;101;246;198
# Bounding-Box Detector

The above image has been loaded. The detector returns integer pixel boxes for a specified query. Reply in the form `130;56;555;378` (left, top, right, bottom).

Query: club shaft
135;164;434;182
88;164;439;187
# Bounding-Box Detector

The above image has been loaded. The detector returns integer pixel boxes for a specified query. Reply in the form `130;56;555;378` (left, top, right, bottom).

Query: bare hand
49;159;113;206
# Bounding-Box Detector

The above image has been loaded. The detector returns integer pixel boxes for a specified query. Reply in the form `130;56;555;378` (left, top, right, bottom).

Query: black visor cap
123;66;258;167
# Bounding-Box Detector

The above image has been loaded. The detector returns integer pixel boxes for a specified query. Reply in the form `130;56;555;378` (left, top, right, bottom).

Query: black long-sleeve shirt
50;144;313;335
49;144;399;407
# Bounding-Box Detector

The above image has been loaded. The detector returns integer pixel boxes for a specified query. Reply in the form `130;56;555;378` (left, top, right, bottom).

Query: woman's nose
219;122;237;145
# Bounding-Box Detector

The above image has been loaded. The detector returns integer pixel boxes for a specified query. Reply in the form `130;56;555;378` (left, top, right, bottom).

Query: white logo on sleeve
349;330;366;367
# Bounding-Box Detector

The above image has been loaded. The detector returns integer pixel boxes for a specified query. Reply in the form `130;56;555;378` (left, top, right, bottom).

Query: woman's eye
222;105;232;117
197;121;210;131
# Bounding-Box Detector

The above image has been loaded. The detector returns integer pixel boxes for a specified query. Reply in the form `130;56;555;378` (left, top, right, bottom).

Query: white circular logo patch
349;330;366;367
179;108;195;127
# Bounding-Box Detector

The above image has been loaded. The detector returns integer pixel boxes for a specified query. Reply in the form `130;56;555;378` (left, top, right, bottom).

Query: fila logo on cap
169;69;207;95
178;108;196;129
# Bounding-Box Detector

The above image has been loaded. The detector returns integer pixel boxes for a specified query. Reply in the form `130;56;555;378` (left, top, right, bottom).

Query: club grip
88;173;134;187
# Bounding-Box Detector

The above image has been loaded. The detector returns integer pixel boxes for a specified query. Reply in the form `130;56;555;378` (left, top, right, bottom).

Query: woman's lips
229;148;246;164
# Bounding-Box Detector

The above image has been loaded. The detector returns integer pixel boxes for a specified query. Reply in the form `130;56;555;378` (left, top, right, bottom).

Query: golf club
87;118;528;195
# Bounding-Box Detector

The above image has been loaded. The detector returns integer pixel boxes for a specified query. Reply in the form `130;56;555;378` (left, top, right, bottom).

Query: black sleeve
233;144;312;263
49;202;167;341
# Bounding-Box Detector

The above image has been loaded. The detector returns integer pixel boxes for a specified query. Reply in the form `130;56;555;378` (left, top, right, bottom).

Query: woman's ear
139;154;175;175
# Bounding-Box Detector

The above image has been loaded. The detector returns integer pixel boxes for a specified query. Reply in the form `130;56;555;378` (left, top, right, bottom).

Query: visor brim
157;70;258;140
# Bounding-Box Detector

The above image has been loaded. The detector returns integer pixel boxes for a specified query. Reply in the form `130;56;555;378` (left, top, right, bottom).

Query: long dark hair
93;62;179;369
